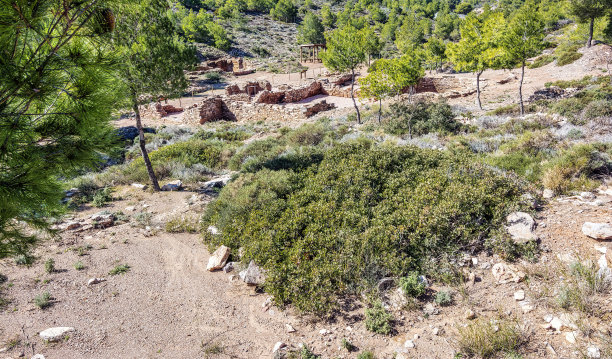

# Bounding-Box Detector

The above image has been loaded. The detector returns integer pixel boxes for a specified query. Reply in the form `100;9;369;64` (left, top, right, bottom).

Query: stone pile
304;100;336;117
184;97;236;124
139;102;183;119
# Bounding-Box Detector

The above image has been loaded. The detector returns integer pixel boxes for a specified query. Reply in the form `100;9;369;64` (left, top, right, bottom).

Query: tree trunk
476;70;483;110
350;68;361;124
519;60;525;115
378;98;382;124
132;94;161;191
588;17;594;48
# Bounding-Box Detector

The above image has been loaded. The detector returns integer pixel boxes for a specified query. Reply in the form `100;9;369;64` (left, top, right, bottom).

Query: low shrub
528;54;554;69
487;104;519;117
583;99;612;120
557;261;611;313
92;187;113;207
384;102;461;137
542;144;612;194
365;301;393;335
228;137;286;171
399;272;427;298
458;317;525;358
44;258;55;274
555;43;583;66
109;264;130;275
286;123;328;147
73;261;84;270
165;215;199;233
357;351;376;359
434;290;453;306
34;292;52;309
202;141;525;313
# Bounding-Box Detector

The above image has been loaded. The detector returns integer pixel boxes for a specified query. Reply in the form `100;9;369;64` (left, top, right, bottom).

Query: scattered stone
465;309;476;320
131;183;147;190
514;290;525;301
377;277;395;291
545;342;557;356
404;340;415;348
63;221;81;230
273;342;286;353
31;355;45;359
582;222;612;240
207;245;231;271
518;300;534;313
492;263;526;284
581;192;596;200
39;327;75;341
239;260;265;285
200;174;232;193
543;189;554;199
125;206;136;212
550;317;564;332
505;212;537;243
565;331;577;344
286;324;296;333
87;278;105;286
319;329;330;335
161;180;182;191
432;327;440;336
587;346;601;358
222;262;235;273
90;212;114;228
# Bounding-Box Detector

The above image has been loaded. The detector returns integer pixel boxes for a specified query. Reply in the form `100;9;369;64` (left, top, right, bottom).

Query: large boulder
505;212;538;243
582;222;612;240
207;245;231;271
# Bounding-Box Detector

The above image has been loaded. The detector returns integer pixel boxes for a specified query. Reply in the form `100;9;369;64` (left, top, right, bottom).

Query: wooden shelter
299;44;326;63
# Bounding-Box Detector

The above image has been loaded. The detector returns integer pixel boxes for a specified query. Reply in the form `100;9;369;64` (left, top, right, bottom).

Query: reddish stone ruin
139;102;183;119
197;97;236;124
254;81;327;104
303;100;336;117
194;57;250;75
225;80;272;96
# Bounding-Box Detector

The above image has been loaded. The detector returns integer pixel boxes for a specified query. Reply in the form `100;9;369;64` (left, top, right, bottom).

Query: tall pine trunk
519;59;526;115
131;93;160;191
351;68;361;124
476;70;483;110
588;17;594;48
378;98;382;124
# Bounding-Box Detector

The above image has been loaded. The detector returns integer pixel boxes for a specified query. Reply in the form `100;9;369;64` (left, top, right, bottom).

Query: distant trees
270;0;298;23
298;12;325;44
503;1;545;115
181;8;231;50
321;25;367;123
360;56;424;123
113;0;197;191
569;0;612;47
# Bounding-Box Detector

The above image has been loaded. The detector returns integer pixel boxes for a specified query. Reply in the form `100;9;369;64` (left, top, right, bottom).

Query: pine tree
320;24;367;124
570;0;612;47
503;1;545;115
298;12;325;44
112;0;197;191
0;0;121;257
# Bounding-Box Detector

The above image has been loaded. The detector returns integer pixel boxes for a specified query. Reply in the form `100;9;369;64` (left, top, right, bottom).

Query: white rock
207;245;231;271
319;329;329;335
565;331;578;344
492;263;526;284
207;225;220;235
587;346;601;358
580;192;596;200
404;340;415;348
505;212;538;243
239;260;266;285
518;300;534;313
543;189;555;199
31;355;45;359
39;327;75;341
582;222;612;240
131;183;147;190
595;245;608;254
543;314;553;323
286;324;296;333
87;278;105;286
125;206;136;212
432;327;440;336
550;317;564;332
161;180;182;191
514;290;525;301
465;309;476;320
273;342;286;352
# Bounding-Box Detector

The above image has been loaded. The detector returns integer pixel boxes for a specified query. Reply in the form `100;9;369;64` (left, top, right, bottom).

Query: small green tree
270;0;298;23
0;0;120;257
424;36;447;72
298;12;325;44
570;0;612;47
503;1;545;115
447;12;507;110
360;56;423;123
321;25;368;123
321;5;336;28
113;0;197;191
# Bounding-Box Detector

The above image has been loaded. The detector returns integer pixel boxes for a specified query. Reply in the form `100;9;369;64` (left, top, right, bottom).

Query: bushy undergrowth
458;317;525;358
202;141;525;313
384;102;463;137
365;301;393;335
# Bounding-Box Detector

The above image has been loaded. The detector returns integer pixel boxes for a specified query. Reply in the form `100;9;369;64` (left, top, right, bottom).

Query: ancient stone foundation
255;81;327;104
139;103;183;119
184;97;236;124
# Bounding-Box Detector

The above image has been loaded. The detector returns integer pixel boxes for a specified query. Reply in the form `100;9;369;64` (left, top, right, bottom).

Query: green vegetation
74;261;85;271
109;264;131;276
365;301;393;335
385;102;461;137
165;215;200;233
34;292;52;310
458;317;525;358
357;351;376;359
203;141;526;313
44;259;55;274
435;290;453;306
92;188;114;208
400;272;427;298
557;261;612;313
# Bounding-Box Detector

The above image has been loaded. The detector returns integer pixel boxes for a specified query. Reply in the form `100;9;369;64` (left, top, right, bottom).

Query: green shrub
399;272;427;298
109;264;130;275
485;152;543;183
551;98;587;122
583;99;612;120
542;144;612;194
365;301;393;335
133;212;153;227
44;258;55;274
341;338;356;352
203;142;525;314
555;43;583;66
557;261;612;313
487;104;519;117
286;123;327;147
73;261;84;270
528;54;554;69
34;292;52;309
458;317;524;358
357;351;376;359
204;71;223;83
228;137;286;171
14;254;34;266
385;102;461;137
435;290;453;306
92;187;113;207
165;215;199;233
299;345;319;359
